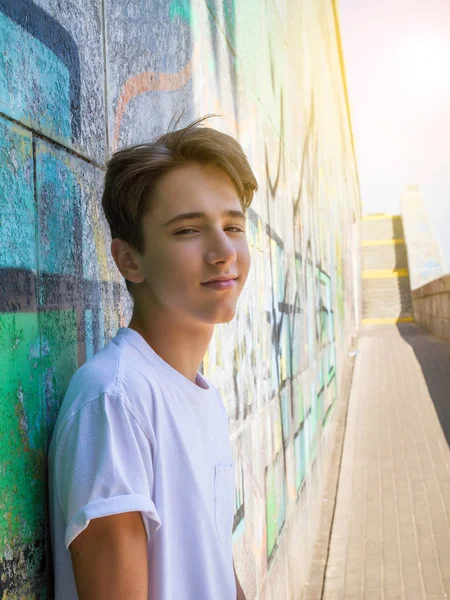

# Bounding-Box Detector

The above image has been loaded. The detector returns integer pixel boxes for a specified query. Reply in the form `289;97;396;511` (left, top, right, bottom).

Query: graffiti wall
400;184;447;291
0;0;360;597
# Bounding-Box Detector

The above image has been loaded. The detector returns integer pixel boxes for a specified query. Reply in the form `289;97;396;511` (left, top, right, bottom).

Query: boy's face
131;162;251;327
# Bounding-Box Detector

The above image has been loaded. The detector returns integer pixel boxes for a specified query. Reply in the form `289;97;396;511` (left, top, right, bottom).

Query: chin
202;304;237;324
215;313;235;324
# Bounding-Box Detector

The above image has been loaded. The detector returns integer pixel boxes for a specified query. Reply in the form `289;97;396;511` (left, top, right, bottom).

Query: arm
70;511;148;599
234;560;247;600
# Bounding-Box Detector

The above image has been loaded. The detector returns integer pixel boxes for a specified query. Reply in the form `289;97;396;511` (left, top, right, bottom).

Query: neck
127;309;214;385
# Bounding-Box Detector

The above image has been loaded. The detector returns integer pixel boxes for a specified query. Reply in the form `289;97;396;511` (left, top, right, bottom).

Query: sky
339;0;450;267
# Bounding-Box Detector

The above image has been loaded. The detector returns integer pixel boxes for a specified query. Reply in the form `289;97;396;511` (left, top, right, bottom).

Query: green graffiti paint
169;0;191;23
39;310;78;439
0;117;35;271
0;313;44;551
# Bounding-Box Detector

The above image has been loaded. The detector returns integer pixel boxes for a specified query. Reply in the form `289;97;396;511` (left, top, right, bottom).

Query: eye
175;228;198;235
225;226;245;233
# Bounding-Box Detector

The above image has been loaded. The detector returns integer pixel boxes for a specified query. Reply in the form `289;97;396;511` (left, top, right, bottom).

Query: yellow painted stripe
362;317;415;325
363;268;409;279
363;214;401;221
362;239;405;247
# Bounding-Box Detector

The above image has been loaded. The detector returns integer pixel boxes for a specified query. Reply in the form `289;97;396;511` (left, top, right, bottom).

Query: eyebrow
163;209;246;228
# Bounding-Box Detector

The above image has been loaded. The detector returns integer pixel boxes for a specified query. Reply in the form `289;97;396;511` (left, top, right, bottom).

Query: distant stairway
362;215;415;324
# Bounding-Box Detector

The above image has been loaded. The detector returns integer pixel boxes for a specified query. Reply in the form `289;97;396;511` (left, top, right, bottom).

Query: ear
111;238;145;284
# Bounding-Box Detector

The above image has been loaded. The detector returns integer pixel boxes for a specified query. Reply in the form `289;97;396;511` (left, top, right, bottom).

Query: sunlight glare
393;34;450;94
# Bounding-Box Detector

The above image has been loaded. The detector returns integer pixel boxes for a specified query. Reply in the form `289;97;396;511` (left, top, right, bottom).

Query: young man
48;117;258;599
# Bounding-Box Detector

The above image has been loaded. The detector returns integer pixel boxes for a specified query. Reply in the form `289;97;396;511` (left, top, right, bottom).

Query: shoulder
51;333;160;446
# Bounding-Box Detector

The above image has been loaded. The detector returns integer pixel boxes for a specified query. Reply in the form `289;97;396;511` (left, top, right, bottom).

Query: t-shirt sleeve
54;392;161;550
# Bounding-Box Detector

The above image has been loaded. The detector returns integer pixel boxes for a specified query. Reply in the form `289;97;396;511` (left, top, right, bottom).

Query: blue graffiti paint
0;0;81;141
85;309;94;360
35;142;78;275
0;13;71;141
280;387;290;443
294;426;306;491
0;117;35;270
98;307;105;351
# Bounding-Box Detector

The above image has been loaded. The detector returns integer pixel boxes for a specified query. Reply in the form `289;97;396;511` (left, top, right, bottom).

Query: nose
205;228;238;265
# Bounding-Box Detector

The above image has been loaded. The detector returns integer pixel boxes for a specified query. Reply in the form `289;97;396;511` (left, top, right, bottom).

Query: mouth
201;277;238;291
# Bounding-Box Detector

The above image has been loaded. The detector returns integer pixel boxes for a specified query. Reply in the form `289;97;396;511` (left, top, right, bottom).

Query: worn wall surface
411;276;450;344
0;0;360;597
400;185;447;291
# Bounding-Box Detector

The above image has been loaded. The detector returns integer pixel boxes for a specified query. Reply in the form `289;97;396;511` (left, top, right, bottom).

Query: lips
201;277;238;290
202;275;238;284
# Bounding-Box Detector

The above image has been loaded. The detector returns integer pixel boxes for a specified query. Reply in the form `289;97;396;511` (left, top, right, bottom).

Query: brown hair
102;116;258;294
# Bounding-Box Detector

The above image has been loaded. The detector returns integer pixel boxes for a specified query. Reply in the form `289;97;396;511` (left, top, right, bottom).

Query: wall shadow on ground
396;322;450;448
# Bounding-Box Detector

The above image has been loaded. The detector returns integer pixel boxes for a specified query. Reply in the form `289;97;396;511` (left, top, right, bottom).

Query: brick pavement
323;324;450;600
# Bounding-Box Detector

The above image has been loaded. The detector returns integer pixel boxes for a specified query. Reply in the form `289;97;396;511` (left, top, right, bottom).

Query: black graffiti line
265;222;284;249
264;88;285;199
264;188;291;539
206;0;222;99
0;267;121;313
293;91;316;222
0;267;124;370
222;0;239;129
205;0;239;128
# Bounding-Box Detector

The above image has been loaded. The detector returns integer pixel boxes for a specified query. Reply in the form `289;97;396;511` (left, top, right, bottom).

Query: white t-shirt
48;327;236;600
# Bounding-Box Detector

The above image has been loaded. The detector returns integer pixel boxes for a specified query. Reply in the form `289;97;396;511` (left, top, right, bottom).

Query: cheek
238;241;251;275
160;246;200;283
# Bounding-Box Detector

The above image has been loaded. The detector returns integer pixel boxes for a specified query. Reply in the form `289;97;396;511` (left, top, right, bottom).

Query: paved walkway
323;324;450;600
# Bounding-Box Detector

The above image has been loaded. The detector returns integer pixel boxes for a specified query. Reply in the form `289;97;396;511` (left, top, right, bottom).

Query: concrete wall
401;186;450;342
0;1;360;597
400;185;447;291
411;277;450;344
